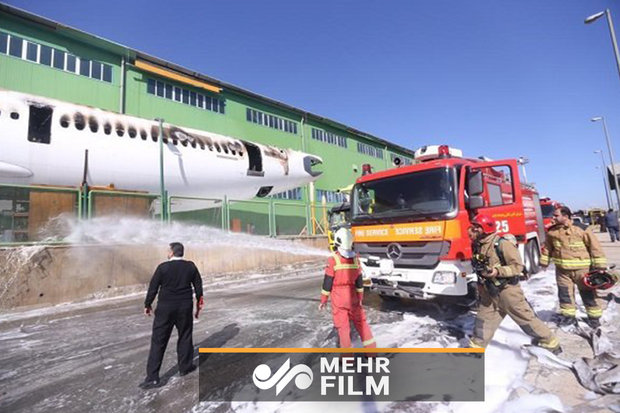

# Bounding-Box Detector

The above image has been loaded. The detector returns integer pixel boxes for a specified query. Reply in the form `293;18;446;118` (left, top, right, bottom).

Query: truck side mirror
468;195;484;209
467;170;484;196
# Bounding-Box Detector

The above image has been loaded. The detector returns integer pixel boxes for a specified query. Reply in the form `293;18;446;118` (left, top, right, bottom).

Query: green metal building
0;3;415;239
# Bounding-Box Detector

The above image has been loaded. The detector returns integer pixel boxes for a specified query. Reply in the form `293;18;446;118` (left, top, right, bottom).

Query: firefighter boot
586;317;601;329
531;337;562;355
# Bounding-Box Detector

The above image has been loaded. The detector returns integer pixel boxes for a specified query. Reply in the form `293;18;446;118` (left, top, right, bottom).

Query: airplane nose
303;155;323;177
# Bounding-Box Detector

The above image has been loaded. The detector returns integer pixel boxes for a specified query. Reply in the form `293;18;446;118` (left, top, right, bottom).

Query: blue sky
5;0;620;210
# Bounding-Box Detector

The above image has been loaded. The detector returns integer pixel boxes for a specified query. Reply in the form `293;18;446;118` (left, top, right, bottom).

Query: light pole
594;150;613;209
517;156;529;183
585;9;620;86
592;117;620;211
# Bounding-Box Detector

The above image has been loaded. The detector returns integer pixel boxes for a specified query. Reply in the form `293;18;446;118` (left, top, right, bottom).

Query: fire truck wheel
524;242;533;275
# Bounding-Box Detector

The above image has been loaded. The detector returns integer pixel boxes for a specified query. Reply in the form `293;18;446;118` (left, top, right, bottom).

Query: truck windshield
541;205;554;218
352;167;456;223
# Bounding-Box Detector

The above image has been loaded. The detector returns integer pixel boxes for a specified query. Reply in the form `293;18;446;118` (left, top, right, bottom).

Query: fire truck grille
356;241;451;269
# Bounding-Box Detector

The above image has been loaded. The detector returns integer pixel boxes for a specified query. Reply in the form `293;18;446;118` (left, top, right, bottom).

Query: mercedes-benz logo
386;243;402;260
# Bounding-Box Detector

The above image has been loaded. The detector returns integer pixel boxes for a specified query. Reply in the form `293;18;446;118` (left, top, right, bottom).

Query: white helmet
334;228;354;256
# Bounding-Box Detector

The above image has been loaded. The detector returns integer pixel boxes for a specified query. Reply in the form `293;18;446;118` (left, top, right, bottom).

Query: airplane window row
57;113;243;156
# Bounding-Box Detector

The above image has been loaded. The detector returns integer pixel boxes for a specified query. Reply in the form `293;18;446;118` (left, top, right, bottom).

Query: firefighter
318;228;376;349
541;206;607;328
468;214;561;353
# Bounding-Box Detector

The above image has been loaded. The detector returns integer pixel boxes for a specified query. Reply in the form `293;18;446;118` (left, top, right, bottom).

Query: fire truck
351;145;545;305
540;197;562;231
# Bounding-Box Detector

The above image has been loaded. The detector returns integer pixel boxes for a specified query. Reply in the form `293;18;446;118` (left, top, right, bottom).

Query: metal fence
0;184;80;244
0;184;337;245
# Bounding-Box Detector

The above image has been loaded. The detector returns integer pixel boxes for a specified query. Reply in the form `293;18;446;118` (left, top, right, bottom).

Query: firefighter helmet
334;227;354;251
470;214;496;234
582;269;619;290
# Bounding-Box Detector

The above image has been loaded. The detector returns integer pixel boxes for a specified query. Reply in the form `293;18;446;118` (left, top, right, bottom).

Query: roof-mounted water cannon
362;163;373;176
414;145;463;162
393;156;402;167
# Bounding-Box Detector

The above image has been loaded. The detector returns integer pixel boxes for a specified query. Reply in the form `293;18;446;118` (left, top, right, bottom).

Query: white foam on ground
194;268;568;413
433;267;564;413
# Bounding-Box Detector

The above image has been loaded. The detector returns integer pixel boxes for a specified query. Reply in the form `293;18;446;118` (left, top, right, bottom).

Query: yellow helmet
334;227;354;251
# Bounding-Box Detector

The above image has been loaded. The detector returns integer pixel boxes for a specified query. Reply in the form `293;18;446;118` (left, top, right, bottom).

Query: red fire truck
351;145;545;305
539;197;562;231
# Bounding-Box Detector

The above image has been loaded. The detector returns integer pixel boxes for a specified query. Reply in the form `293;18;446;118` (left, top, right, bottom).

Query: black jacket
144;259;203;307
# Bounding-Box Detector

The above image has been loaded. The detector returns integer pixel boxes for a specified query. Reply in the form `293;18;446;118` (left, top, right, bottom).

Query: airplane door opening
28;105;53;144
243;141;264;176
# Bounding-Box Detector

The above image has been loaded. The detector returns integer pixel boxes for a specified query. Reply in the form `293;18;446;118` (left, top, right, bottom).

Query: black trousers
146;302;194;380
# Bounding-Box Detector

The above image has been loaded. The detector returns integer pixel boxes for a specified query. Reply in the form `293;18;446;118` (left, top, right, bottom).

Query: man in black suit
139;242;204;389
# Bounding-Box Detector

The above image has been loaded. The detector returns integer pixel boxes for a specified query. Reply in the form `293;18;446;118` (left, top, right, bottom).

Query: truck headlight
432;271;457;284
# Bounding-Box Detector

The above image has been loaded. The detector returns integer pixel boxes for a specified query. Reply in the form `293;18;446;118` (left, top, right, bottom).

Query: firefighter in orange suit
318;228;376;348
541;206;607;328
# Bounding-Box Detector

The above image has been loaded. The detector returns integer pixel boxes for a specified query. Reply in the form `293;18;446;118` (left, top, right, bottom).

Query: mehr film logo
252;355;390;396
198;347;485;402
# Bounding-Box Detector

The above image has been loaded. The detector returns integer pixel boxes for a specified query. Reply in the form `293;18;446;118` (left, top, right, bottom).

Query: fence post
269;198;275;237
223;196;229;231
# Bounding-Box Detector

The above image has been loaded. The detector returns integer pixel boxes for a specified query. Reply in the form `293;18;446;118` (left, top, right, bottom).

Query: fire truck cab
352;145;545;305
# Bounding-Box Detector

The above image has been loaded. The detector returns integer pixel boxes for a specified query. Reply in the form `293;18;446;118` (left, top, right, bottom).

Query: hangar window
8;35;23;58
246;108;297;135
28;105;53;144
91;61;102;80
357;142;383;159
0;31;113;83
80;58;90;77
53;49;65;70
0;32;7;54
102;65;112;82
271;187;303;200
74;113;85;130
66;54;77;73
311;128;348;148
146;78;225;114
26;42;38;62
39;45;52;66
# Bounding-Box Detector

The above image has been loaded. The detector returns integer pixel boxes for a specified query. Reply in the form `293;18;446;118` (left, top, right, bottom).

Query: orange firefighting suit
320;251;376;348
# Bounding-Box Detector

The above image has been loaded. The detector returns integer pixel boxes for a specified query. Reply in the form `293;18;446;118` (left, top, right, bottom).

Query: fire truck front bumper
362;260;477;300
